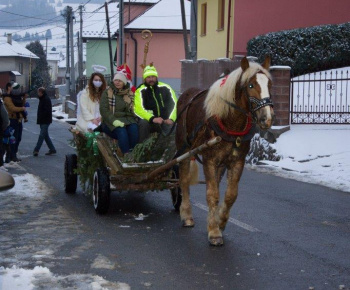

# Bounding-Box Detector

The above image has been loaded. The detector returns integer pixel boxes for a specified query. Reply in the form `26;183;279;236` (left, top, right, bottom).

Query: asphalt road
2;98;350;289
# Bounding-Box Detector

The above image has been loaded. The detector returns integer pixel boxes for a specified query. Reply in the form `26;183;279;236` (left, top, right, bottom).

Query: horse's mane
204;62;271;118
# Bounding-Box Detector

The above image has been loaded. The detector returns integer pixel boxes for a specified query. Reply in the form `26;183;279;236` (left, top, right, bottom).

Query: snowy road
0;99;349;289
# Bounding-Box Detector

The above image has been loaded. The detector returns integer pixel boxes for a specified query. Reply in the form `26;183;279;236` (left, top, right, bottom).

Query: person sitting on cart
134;64;177;142
76;71;107;132
100;72;139;154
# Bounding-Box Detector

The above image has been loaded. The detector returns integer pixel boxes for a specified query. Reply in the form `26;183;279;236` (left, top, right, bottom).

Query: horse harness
176;72;274;159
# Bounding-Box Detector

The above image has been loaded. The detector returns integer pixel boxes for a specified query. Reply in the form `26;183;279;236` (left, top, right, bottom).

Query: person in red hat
117;64;136;93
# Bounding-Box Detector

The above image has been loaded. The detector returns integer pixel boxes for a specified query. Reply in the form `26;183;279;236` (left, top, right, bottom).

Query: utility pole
45;37;48;57
69;8;75;99
78;5;84;88
118;0;124;65
180;0;190;59
190;0;197;60
63;6;72;112
105;2;114;77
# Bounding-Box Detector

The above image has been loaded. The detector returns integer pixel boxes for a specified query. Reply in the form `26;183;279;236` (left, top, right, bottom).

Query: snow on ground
0;265;130;290
0;171;130;290
249;125;350;193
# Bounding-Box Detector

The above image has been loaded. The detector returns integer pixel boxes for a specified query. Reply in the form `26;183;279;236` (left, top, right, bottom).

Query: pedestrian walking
33;87;56;156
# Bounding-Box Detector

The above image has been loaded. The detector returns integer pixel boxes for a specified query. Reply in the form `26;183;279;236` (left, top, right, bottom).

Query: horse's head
240;56;275;130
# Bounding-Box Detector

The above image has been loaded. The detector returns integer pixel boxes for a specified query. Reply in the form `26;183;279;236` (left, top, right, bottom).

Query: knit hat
113;72;127;84
143;65;158;79
117;64;132;81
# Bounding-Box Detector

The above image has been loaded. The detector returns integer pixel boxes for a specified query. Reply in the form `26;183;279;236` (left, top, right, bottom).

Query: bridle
221;72;274;122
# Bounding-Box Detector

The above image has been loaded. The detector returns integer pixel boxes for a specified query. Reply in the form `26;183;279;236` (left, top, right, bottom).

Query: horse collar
208;115;256;147
214;115;252;137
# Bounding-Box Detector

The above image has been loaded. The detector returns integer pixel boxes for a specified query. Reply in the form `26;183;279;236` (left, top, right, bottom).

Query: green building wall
85;39;117;77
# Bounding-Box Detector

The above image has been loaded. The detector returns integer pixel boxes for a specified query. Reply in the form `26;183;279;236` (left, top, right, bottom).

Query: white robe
76;88;101;132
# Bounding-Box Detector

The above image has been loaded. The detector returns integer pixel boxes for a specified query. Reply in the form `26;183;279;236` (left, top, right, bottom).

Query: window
201;3;207;36
218;0;225;30
19;62;23;74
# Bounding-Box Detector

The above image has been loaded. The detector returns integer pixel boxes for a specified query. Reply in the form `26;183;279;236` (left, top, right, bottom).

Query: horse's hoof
208;237;224;246
182;218;195;227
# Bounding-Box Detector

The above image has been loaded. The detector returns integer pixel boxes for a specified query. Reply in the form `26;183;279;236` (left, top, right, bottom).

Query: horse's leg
179;158;195;227
203;161;223;246
218;160;245;231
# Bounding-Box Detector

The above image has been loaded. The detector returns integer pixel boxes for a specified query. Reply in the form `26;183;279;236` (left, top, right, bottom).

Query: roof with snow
125;0;190;31
0;37;39;59
82;1;159;39
82;3;119;39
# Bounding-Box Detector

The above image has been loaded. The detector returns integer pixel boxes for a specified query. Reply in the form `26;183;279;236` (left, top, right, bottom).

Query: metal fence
291;69;350;124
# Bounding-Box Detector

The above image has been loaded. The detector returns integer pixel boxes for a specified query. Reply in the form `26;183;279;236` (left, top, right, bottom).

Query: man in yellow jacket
134;65;177;142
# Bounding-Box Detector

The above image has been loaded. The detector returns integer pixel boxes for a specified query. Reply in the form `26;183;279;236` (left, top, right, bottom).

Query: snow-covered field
249;124;350;193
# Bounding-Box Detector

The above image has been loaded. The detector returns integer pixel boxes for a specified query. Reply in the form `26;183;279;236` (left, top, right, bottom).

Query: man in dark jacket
134;65;177;142
33;87;56;156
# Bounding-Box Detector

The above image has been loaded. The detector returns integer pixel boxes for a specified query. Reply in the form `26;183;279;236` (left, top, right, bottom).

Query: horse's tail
189;158;199;185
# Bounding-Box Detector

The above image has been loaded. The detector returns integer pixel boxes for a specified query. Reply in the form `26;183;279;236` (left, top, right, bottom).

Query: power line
0;9;58;21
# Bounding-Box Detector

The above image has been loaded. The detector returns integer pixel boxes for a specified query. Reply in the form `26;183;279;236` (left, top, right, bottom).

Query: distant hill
0;0;62;28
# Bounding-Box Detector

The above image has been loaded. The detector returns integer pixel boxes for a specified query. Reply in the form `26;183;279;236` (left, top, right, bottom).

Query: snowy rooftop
82;3;119;39
125;0;191;30
0;37;39;59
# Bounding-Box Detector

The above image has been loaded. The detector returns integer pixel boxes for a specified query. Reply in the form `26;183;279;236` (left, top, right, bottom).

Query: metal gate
290;69;350;124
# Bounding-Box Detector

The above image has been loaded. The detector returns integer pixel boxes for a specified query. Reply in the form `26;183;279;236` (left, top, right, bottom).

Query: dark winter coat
37;92;52;124
0;100;10;136
134;81;177;122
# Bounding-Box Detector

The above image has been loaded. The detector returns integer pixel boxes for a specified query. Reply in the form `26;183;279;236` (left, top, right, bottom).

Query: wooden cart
64;129;221;214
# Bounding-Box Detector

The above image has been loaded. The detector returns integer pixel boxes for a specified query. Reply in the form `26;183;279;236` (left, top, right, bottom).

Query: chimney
7;33;12;45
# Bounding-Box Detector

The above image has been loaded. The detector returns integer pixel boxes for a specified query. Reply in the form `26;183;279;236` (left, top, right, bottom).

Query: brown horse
175;56;274;246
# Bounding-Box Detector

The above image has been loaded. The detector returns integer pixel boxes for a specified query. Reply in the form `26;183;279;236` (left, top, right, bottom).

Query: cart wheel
170;165;182;211
92;168;110;214
64;154;77;194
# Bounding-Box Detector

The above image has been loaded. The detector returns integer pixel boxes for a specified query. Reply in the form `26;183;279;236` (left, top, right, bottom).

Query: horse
175;56;274;246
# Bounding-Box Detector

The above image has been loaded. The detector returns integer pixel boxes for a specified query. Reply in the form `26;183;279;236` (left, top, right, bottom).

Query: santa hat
117;64;132;81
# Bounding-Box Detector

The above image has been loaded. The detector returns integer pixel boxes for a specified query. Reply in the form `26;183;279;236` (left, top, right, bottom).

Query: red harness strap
214;115;253;136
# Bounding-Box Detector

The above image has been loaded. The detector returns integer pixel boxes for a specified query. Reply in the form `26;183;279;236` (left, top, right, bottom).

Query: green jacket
100;83;137;131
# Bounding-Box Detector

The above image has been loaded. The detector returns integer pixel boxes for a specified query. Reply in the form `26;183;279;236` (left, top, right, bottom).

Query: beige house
0;34;39;91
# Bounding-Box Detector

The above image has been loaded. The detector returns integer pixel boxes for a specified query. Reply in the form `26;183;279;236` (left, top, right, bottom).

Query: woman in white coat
76;72;107;132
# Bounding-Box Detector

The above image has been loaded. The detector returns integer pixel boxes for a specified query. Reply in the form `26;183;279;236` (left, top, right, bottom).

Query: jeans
9;119;22;160
34;124;56;152
102;123;139;154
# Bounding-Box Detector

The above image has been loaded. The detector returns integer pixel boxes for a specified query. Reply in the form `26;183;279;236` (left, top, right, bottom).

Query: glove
113;120;125;127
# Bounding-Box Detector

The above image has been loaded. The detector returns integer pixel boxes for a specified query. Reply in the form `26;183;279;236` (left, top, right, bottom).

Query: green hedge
247;22;350;76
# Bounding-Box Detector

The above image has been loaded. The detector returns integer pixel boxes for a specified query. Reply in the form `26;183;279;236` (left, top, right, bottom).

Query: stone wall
269;66;291;126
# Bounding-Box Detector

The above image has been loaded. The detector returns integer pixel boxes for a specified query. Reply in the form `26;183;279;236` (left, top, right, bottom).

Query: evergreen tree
24;32;30;41
26;41;51;89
